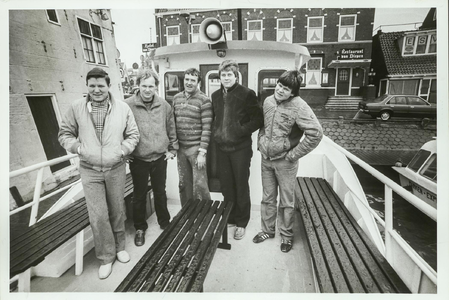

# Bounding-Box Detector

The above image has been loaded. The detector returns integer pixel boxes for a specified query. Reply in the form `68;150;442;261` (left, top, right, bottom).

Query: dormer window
402;31;436;56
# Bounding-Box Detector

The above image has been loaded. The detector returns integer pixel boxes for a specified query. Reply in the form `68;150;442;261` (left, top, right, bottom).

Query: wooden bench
10;172;145;292
115;199;233;293
295;177;410;293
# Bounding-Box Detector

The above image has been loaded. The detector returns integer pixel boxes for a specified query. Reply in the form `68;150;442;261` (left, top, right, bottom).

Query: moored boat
392;138;437;209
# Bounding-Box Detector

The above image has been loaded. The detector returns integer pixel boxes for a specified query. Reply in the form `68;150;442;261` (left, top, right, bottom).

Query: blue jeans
78;163;126;265
260;157;299;241
129;156;171;230
177;145;211;206
217;146;253;228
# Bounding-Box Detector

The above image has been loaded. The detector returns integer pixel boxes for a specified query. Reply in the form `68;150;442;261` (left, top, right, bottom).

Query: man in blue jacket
211;60;263;240
59;67;139;279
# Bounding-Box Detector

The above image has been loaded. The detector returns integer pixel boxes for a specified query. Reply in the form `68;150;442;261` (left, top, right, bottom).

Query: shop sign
340;48;364;59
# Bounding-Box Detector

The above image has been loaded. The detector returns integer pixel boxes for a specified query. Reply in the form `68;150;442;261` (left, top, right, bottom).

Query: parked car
358;94;437;121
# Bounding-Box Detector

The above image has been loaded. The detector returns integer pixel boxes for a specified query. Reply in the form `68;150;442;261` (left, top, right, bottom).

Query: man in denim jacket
254;70;323;253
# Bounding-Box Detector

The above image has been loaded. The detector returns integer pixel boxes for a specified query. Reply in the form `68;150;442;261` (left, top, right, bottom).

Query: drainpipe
158;16;163;47
237;9;242;40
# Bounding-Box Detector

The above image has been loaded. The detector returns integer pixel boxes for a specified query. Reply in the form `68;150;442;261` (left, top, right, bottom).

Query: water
353;165;437;271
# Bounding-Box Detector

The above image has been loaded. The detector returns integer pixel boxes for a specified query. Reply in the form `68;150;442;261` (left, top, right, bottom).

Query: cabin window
205;70;242;97
222;22;233;41
338;15;356;42
257;69;287;104
420;154;437;182
166;26;180;45
164;72;184;106
307;16;324;43
407;149;431;172
277;18;293;43
46;10;60;25
247;20;263;41
191;24;201;43
77;18;106;65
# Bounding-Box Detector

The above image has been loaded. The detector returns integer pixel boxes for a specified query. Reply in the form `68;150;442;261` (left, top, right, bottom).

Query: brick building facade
370;8;436;103
154;8;375;107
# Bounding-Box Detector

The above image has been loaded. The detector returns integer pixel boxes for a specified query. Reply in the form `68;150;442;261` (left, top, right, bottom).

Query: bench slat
317;178;410;293
10;199;86;245
115;199;200;292
175;200;225;292
188;200;233;292
11;203;88;259
10;213;89;277
304;177;366;293
140;200;213;292
295;181;334;292
297;177;350;293
154;201;217;292
115;199;232;293
310;178;381;293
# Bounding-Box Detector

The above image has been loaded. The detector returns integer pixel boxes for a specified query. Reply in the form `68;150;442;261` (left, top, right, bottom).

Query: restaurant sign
340;48;364;60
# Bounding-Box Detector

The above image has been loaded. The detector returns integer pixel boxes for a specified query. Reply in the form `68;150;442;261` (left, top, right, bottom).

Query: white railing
9;153;78;226
323;136;437;287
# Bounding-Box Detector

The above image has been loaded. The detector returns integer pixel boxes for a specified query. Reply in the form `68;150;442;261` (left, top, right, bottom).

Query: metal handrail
323;136;437;221
322;136;437;285
9;153;78;226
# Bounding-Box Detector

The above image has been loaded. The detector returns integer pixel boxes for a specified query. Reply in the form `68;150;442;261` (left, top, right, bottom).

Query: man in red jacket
211;60;263;240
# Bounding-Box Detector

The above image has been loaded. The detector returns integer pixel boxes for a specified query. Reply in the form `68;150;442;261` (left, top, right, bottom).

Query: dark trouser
129;156;171;231
216;146;253;228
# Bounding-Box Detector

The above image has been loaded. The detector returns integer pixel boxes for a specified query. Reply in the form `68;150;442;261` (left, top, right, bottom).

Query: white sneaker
117;250;130;263
234;227;245;240
98;262;113;279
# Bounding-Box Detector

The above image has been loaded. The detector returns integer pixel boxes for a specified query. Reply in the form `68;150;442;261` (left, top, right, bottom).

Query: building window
77;18;106;65
222;22;232;41
307;17;324;43
419;78;437;102
305;58;322;87
166;26;180;45
338;15;356;42
46;10;59;25
277;18;293;43
389;79;419;95
191;24;201;43
247;20;263;41
403;32;436;56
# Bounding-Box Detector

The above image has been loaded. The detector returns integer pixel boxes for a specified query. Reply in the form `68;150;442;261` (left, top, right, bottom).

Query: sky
111;7;430;69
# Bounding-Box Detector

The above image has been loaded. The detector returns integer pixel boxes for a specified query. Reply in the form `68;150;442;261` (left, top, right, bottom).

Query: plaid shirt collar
86;94;112;114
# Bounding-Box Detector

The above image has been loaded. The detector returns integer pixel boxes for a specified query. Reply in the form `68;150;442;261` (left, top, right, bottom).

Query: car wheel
380;111;391;121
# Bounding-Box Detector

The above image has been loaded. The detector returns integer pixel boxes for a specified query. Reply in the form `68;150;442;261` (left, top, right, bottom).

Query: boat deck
27;198;316;293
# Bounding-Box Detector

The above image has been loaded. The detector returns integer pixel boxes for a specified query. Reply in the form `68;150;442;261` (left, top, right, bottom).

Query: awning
328;59;371;68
